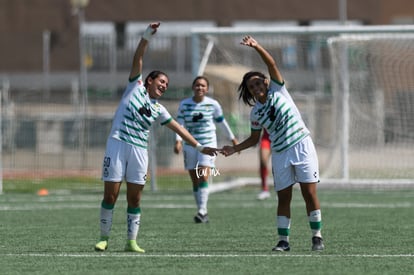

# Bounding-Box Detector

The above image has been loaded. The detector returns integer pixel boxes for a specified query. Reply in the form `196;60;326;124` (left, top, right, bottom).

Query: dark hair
144;70;168;88
192;76;209;88
238;71;267;106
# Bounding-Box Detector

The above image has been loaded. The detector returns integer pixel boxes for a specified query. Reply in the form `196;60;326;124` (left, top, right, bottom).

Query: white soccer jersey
250;79;310;153
176;96;231;146
108;75;172;149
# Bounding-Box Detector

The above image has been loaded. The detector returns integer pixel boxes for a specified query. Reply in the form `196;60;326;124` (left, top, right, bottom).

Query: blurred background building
0;0;413;181
1;0;413;77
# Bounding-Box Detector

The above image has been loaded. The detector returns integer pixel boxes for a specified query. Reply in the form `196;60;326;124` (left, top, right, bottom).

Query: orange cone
37;188;49;196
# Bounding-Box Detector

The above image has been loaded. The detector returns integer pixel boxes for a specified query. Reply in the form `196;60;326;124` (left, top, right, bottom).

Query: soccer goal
191;25;414;185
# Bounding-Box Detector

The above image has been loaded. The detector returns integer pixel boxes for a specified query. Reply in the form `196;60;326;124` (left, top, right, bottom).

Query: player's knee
103;195;117;205
127;197;140;208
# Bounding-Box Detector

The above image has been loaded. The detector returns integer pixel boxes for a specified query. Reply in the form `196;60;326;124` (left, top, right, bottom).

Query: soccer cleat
124;240;145;253
94;240;108;251
257;191;271;200
272;240;290;252
194;212;209;223
311;236;325;251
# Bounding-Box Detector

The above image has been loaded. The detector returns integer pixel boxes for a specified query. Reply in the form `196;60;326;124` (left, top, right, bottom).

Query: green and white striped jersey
108;75;172;149
176;96;234;146
250;80;309;153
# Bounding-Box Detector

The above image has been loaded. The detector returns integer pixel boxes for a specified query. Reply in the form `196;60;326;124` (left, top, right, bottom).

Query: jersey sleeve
217;118;236;140
158;104;173;126
212;99;224;122
212;99;235;140
269;79;294;105
269;79;303;120
250;108;262;131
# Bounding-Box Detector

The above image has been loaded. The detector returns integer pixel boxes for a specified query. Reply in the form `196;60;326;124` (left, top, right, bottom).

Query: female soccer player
94;22;217;253
221;35;324;252
174;76;238;223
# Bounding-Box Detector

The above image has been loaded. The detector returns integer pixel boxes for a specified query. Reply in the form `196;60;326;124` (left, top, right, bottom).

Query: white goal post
190;25;414;184
328;33;414;183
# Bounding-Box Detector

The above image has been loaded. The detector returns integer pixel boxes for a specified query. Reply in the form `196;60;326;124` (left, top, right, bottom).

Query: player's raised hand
148;22;160;33
240;35;258;48
143;22;161;41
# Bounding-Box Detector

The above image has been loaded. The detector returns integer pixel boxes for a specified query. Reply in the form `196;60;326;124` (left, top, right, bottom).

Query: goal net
328;33;414;182
191;26;414;184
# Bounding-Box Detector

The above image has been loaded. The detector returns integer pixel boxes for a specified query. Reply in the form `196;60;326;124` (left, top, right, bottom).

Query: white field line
210;177;414;192
1;253;413;258
0;177;412;211
0;198;412;211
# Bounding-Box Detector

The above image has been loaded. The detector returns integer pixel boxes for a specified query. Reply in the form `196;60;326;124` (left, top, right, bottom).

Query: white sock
127;208;141;241
99;202;114;239
198;182;209;215
309;209;322;238
277;216;291;242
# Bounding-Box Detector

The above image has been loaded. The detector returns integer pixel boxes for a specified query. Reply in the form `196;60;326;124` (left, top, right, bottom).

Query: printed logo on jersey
204;105;213;112
268;106;277;121
139;103;152;117
153;102;161;112
192;112;203;122
255;108;265;117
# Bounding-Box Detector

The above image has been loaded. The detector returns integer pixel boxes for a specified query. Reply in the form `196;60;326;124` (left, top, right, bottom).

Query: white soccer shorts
183;144;216;170
102;138;148;185
271;135;320;191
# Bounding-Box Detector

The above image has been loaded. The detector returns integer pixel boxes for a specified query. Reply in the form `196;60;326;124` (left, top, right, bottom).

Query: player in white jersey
95;22;218;253
174;76;238;223
221;36;324;252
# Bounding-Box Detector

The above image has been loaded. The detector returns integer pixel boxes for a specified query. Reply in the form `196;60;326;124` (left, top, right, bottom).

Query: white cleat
257;191;271;200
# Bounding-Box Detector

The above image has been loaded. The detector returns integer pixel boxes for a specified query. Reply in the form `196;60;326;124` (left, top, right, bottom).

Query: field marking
0;253;413;258
0;199;412;211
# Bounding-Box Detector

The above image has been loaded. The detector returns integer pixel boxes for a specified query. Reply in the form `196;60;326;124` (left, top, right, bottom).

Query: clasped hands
201;146;237;157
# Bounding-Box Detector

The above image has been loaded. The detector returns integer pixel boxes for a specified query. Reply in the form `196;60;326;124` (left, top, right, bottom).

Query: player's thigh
260;136;271;151
125;145;148;184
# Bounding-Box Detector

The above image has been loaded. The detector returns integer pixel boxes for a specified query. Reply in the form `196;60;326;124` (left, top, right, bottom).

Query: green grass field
0;178;413;275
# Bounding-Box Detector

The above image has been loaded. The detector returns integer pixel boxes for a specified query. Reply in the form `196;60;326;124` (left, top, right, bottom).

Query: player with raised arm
94;22;217;253
174;76;238;223
221;35;324;252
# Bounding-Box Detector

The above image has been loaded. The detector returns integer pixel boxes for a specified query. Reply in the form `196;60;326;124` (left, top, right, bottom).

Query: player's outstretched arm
166;119;218;156
221;130;261;157
129;22;161;80
240;35;283;84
